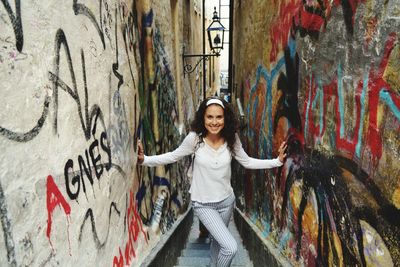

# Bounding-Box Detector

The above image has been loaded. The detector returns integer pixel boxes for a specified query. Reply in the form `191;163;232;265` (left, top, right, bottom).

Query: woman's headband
206;98;225;109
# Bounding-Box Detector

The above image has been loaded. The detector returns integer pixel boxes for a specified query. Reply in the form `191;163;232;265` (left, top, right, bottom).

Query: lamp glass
207;23;225;54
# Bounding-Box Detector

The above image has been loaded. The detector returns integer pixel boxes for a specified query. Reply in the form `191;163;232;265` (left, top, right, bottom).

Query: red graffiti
365;33;397;160
113;248;124;267
113;191;148;267
270;0;301;62
299;8;325;32
302;33;399;164
46;175;71;245
303;77;363;154
270;0;365;62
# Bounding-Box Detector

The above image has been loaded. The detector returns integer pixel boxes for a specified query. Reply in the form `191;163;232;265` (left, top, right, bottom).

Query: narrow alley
1;0;399;266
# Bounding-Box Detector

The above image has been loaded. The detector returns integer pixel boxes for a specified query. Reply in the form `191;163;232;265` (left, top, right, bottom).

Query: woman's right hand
278;141;287;163
137;139;144;164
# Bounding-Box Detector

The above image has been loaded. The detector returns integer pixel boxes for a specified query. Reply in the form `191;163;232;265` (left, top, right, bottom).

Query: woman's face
204;104;225;136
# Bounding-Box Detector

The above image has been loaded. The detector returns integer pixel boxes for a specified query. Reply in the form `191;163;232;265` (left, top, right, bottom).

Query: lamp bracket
182;52;219;77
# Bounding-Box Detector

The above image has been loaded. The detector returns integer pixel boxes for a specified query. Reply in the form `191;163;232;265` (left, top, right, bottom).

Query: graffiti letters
46;175;71;245
113;191;148;267
48;29;107;140
64;131;112;200
303;34;400;162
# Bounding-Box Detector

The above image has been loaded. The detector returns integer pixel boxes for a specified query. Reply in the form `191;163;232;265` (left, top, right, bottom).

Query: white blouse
142;132;283;203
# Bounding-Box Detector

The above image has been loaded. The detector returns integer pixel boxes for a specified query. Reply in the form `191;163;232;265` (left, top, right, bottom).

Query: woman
138;97;287;267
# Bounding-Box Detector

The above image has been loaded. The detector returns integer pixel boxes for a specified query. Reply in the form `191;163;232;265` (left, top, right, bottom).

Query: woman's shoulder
188;131;198;136
184;131;200;142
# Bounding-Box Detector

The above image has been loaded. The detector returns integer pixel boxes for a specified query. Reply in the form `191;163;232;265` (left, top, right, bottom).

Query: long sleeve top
142;132;283;203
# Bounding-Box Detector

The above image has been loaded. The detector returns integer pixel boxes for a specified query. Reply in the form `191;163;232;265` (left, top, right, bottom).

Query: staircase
174;215;253;267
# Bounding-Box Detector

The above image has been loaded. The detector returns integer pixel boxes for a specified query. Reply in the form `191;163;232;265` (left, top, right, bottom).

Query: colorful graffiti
136;6;190;234
235;0;400;266
1;0;191;266
269;0;364;62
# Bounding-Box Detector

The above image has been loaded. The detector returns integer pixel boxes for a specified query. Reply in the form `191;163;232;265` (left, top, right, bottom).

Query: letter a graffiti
46;175;71;239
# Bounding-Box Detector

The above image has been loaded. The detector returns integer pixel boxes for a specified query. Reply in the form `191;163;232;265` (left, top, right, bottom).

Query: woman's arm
233;134;287;169
137;132;197;167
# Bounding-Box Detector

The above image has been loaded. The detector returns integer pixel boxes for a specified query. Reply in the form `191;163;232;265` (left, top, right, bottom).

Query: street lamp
207;7;225;56
182;7;225;79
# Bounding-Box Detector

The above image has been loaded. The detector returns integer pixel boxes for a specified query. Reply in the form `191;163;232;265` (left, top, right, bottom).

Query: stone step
176;265;252;267
177;256;210;266
181;249;210;257
174;214;253;267
179;249;251;262
185;242;210;250
176;263;252;267
187;237;211;243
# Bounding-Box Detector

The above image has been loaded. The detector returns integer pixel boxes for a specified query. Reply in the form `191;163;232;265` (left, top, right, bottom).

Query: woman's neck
204;133;224;145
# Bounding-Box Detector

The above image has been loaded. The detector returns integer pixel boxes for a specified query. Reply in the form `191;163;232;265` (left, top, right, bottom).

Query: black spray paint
0;180;17;266
48;29;107;140
1;0;23;51
72;0;105;49
78;202;120;249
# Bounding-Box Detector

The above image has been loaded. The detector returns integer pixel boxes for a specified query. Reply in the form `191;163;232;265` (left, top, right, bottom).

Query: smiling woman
137;97;287;267
204;104;225;142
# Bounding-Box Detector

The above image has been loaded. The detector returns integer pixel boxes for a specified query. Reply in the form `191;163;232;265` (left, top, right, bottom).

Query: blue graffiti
247;56;285;158
355;71;369;157
304;74;313;141
311;78;324;142
380;89;400;121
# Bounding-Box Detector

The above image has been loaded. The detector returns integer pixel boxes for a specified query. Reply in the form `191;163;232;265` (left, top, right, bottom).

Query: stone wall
232;0;400;266
0;0;196;266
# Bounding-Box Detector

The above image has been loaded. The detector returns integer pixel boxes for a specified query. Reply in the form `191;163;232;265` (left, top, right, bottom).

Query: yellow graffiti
360;220;394;267
393;186;400;209
383;43;400;93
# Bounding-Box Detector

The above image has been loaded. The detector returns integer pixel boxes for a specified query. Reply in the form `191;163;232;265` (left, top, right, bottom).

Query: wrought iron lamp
182;7;225;77
207;7;225;55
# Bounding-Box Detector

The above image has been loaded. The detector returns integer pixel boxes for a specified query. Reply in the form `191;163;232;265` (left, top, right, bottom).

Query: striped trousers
192;193;237;267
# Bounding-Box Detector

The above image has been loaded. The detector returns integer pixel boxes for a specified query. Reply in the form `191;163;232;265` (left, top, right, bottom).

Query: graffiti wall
232;0;399;266
0;0;192;266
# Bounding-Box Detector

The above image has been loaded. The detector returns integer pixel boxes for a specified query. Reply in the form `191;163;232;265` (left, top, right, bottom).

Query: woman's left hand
278;141;287;163
137;139;144;164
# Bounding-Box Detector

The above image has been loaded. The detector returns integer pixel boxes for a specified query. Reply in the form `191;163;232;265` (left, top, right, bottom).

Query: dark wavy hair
190;97;239;152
